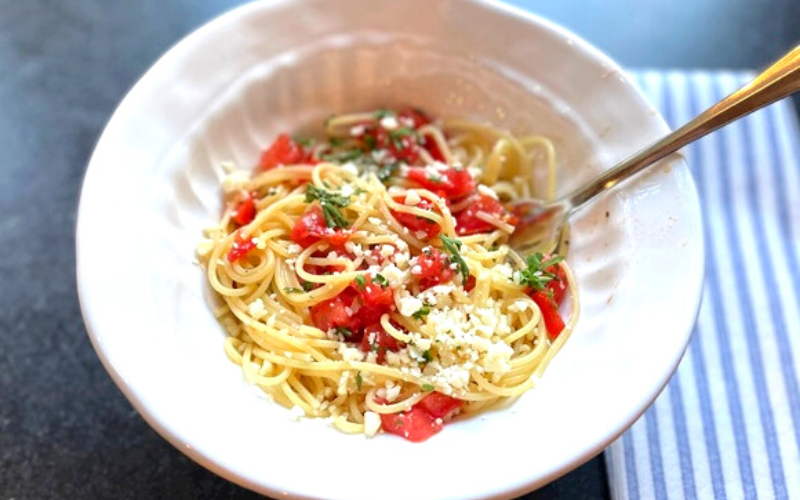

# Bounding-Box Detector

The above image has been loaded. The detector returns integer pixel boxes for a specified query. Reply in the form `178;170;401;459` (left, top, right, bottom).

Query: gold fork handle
565;45;800;212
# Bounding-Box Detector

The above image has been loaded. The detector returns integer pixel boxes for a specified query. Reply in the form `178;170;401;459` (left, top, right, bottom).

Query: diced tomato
412;248;456;290
360;323;400;363
421;135;446;163
454;193;516;236
359;126;422;164
530;290;566;339
406;167;476;201
310;288;359;335
417;392;463;420
397;108;431;129
380;406;442;442
290;206;351;248
463;275;476;292
390;197;440;240
226;231;257;262
355;275;394;309
546;263;568;305
259;134;314;170
231;194;256;226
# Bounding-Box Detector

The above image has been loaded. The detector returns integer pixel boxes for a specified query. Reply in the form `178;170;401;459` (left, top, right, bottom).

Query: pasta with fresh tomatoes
197;108;578;441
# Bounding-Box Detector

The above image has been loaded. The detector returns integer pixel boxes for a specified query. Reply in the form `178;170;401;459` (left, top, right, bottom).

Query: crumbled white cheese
394;253;409;268
368;216;385;227
287;244;302;255
341;162;359;176
508;299;530;313
345;242;364;256
404;190;422;206
350;125;366;136
378;245;395;259
385;382;401;402
411;264;422;275
380;116;399;130
364;411;382;437
338;344;366;363
482;342;514;373
341;184;355;197
398;296;423;317
247;299;267;320
380;264;405;283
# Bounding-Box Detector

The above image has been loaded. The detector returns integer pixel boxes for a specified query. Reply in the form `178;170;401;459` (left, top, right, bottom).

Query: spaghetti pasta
197;109;578;441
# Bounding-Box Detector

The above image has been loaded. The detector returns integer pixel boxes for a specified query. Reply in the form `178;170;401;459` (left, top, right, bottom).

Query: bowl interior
77;1;703;499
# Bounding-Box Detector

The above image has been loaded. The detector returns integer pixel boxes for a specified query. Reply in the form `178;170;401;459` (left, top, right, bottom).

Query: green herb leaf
515;252;564;291
283;287;305;294
422;349;433;363
293;136;314;147
412;302;432;319
376;161;400;182
302;281;314;292
328;137;346;147
440;235;469;282
422;383;435;392
335;327;353;338
305;184;351;229
373;273;389;288
356;372;363;391
355;275;366;290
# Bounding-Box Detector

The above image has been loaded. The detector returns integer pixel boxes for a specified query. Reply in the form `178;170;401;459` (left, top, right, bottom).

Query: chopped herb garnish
302;280;314;292
488;244;499;252
284;287;305;294
440;235;469;282
328;137;346;147
356;371;363;391
388;127;416;150
355;275;366;290
335;327;353;338
412;302;432;319
363;135;377;150
305;184;351;229
515;252;564;291
422;383;435;392
421;349;433;363
373;273;389;288
376;161;400;182
293;136;314;147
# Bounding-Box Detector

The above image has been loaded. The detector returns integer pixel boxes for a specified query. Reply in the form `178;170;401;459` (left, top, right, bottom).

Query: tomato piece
231;194;256;226
381;406;442;442
397;108;431;129
290;206;351;248
546;263;568;305
226;231;257;262
463;275;476;292
406;167;475;201
355;275;394;309
360;125;421;164
259;134;313;170
390;197;440;240
454;193;516;236
310;289;359;335
530;291;566;339
417;392;463;420
421;135;446;163
412;248;456;290
360;323;400;363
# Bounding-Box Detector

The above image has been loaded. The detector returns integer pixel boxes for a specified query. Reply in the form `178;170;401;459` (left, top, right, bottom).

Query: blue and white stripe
606;71;800;500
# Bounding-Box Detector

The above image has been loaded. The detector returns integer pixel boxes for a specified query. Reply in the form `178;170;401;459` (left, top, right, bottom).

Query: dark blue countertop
0;1;796;498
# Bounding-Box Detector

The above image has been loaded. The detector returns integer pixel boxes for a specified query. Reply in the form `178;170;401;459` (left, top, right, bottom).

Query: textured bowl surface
76;1;703;499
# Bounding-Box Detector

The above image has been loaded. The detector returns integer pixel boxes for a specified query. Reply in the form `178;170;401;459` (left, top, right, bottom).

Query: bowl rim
76;0;705;498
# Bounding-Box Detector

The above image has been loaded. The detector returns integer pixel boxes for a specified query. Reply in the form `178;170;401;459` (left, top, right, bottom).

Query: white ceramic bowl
76;1;704;499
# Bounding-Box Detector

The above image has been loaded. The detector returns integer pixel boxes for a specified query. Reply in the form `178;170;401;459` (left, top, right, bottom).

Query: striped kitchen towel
605;71;800;500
